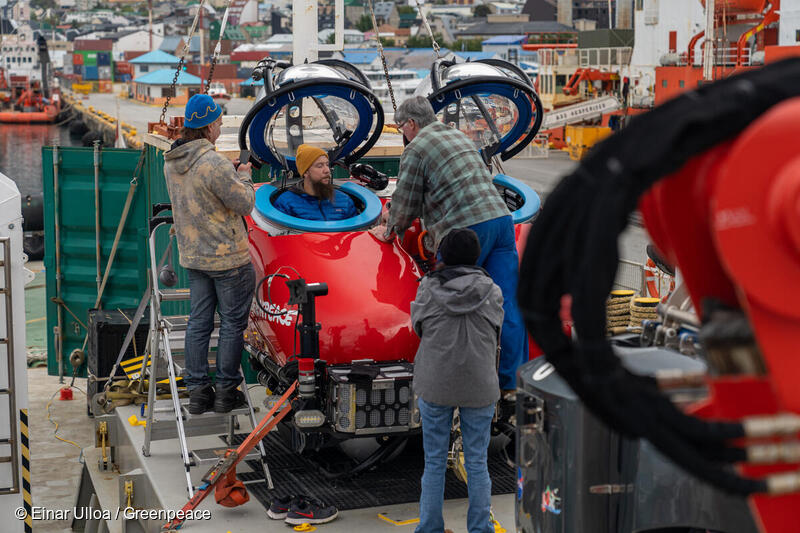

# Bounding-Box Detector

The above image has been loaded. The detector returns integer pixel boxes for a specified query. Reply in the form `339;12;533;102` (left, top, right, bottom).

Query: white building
0;26;42;82
780;4;800;46
489;2;522;16
76;0;100;10
12;1;30;21
481;35;526;64
627;0;704;106
319;28;365;45
112;28;165;61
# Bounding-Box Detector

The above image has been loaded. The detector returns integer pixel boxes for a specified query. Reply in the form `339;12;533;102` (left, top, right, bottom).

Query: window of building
140;65;149;72
662;80;668;88
796;29;800;42
679;80;685;88
162;86;175;98
636;0;644;9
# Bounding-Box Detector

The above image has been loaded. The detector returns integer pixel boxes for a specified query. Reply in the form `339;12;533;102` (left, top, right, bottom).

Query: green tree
406;33;443;49
327;32;336;44
355;14;373;32
379;37;395;47
449;38;483;52
473;4;492;17
397;5;415;15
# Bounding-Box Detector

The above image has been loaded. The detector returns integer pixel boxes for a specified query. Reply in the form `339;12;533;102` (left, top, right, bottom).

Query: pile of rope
605;289;634;333
518;58;800;495
629;297;659;328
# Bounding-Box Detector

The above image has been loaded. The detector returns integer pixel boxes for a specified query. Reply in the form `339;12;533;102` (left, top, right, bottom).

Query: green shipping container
82;51;98;66
42;146;261;383
42;147;149;378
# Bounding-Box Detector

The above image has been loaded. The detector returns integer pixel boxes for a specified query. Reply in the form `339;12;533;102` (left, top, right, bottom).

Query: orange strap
418;230;430;261
214;464;249;508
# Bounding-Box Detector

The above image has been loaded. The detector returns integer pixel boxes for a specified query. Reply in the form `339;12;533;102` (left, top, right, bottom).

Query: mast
148;0;153;50
703;0;715;81
293;0;319;63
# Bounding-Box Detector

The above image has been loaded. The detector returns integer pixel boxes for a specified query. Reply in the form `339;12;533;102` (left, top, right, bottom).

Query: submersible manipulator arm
518;58;800;532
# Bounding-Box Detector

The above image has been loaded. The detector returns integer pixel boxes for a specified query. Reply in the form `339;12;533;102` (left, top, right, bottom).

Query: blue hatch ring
254;182;382;232
239;78;384;171
428;76;543;162
493;173;540;224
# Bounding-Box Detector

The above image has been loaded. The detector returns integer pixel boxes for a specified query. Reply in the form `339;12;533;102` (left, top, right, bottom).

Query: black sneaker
267;494;304;520
213;384;247;413
285;497;339;525
187;384;215;415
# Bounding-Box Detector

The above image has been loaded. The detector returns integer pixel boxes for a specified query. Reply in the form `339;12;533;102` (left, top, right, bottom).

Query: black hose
255;274;290;316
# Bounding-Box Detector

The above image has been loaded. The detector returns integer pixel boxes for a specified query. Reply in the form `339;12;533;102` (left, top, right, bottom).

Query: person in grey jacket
410;228;503;533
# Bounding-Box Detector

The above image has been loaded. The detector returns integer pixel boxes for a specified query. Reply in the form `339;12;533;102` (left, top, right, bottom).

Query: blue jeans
416;398;495;533
184;263;255;390
468;215;529;389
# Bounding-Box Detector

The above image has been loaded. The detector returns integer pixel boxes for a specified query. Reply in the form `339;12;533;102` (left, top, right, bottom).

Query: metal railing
516;133;550;159
0;237;19;495
614;258;674;299
539;47;632;69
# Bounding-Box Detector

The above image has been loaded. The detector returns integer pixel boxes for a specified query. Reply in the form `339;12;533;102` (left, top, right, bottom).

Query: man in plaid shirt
370;96;529;391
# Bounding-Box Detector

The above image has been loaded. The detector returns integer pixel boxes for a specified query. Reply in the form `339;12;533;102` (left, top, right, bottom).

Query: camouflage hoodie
164;139;255;271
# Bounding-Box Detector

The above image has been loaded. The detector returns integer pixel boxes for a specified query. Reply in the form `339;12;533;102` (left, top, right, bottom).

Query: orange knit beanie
295;144;328;176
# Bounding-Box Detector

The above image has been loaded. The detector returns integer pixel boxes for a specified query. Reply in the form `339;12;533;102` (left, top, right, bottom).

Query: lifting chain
159;0;207;124
367;0;396;113
205;56;217;94
415;1;442;58
206;0;234;92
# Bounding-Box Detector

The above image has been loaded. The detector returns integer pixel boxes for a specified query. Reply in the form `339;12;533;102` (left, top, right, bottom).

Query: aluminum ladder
140;213;272;497
0;237;20;495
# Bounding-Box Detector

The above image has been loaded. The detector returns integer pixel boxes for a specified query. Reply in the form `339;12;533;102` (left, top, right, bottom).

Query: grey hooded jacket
164;139;254;271
411;266;503;408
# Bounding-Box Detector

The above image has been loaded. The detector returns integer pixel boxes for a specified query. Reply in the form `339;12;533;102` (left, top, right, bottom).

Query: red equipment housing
640;97;800;533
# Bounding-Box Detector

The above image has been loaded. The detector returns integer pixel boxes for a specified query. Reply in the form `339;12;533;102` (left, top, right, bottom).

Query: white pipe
293;0;319;63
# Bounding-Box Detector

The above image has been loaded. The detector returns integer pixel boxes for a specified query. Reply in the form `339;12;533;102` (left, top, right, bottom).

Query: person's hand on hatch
369;225;394;243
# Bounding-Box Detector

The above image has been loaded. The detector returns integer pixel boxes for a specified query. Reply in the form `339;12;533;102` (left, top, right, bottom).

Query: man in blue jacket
273;144;359;220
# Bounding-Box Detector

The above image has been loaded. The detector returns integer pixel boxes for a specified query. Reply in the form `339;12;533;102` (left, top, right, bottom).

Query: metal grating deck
230;433;516;511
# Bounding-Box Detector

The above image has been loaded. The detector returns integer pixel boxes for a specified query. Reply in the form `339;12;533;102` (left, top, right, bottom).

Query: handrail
0;237;20;495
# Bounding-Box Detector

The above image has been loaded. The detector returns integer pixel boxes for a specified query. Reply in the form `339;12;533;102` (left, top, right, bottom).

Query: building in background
229;0;259;26
132;69;202;105
780;3;800;46
129;49;180;78
109;29;165;61
524;0;624;29
481;35;527;63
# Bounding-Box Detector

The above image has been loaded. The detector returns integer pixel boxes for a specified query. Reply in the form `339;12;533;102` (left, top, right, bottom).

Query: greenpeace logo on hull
252;303;298;327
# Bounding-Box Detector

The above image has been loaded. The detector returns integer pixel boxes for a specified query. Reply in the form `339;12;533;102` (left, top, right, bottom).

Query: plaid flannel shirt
387;121;510;251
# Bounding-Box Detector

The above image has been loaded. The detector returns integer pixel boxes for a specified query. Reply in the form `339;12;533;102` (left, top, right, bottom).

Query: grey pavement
503;151;650;265
27;368;92;533
77;92;254;141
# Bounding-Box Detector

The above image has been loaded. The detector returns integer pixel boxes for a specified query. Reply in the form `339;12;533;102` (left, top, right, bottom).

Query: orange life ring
645;258;675;301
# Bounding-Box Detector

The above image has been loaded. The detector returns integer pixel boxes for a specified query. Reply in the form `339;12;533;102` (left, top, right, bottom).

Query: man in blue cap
164;94;256;414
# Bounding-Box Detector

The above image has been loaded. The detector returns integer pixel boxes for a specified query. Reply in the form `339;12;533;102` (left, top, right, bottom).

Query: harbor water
0;123;79;196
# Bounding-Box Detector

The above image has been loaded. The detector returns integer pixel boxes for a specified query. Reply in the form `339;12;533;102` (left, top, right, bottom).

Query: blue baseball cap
184;94;222;129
